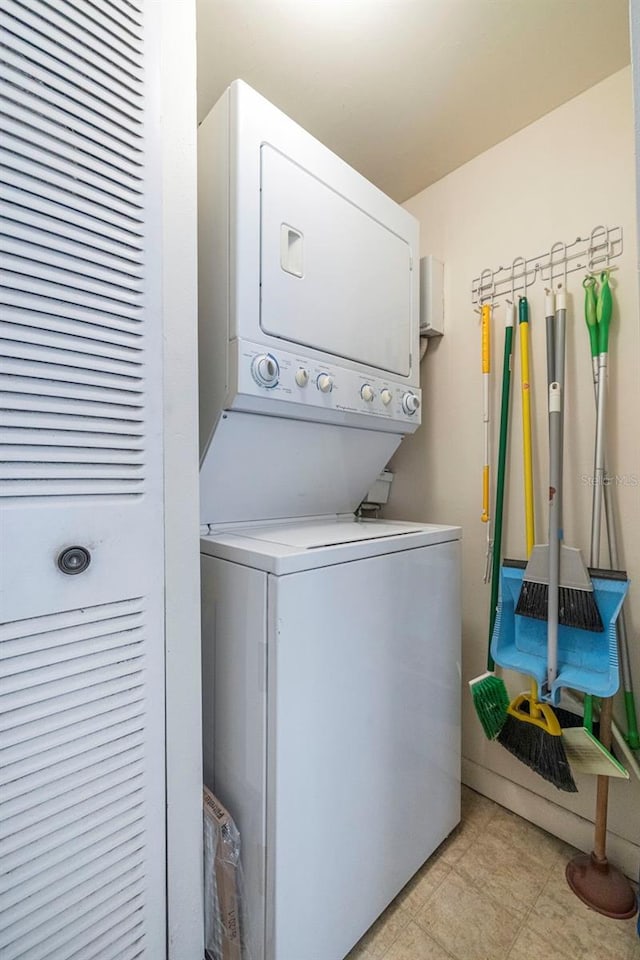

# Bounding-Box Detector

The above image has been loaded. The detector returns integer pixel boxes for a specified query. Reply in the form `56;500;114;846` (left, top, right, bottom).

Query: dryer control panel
230;340;421;431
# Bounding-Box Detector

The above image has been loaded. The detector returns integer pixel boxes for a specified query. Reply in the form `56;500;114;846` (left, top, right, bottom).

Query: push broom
496;294;576;792
469;301;513;738
514;288;602;633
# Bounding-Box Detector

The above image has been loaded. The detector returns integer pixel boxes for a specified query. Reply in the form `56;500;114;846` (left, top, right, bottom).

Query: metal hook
588;225;609;273
548;240;567;290
478;267;494;308
511;256;526;298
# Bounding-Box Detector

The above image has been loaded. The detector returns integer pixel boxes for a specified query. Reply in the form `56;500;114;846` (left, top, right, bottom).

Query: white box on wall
419;255;444;337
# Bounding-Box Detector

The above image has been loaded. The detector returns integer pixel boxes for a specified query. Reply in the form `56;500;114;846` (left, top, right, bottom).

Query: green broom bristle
497;711;577;793
469;673;509;740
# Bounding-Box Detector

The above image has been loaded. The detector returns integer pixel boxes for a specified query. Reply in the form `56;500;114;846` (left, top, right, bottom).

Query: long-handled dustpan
492;287;629;705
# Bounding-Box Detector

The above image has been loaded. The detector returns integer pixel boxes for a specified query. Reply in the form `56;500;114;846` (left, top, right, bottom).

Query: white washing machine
198;81;462;960
201;517;461;960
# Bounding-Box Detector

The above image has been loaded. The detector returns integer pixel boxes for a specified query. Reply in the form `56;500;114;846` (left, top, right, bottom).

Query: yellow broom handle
481;303;491;523
519;298;535;555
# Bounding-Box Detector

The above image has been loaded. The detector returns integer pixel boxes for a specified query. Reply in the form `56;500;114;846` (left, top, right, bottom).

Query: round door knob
381;388;393;406
295;368;309;387
317;374;333;393
402;392;420;415
361;384;374;402
57;546;91;575
251;353;279;387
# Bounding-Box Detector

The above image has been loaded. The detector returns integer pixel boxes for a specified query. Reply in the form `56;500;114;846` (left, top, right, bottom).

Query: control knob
402;391;420;415
317;374;334;393
251;354;279;388
380;388;392;406
295;368;309;387
360;384;374;402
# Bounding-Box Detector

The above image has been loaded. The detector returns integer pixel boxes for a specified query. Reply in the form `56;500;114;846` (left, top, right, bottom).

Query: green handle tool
584;273;639;751
488;303;515;660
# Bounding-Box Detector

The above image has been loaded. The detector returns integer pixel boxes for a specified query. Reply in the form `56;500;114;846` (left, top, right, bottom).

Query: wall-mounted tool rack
471;225;623;306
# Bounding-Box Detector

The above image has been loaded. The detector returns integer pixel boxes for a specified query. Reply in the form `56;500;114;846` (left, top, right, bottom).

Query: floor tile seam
445;859;537;925
408;862;454;916
411;913;461;960
370;913;410;960
377;921;457;960
474;822;569;876
411;865;523;960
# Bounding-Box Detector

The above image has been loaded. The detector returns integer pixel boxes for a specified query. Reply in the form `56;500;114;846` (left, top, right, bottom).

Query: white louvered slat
0;68;143;167
0;44;141;150
2;409;144;436
1;122;144;203
1;445;143;463
1;766;145;856
32;898;146;960
1;375;143;407
2;392;143;420
0;430;143;451
96;0;143;30
0;305;143;348
0;188;144;252
0;670;145;736
3;2;143;102
1;220;143;278
2;858;145;953
0;816;145;910
64;0;143;43
2;831;146;932
1;795;145;882
2;739;145;814
3;873;145;960
67;926;145;960
0;694;145;763
0;136;143;220
1;287;142;331
1;0;166;954
28;0;143;65
2;337;143;377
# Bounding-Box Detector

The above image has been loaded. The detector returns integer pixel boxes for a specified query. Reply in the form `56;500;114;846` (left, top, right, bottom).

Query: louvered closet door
0;2;166;957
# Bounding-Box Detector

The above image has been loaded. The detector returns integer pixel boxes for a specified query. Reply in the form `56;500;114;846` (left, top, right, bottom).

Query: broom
514;290;602;632
469;301;514;738
497;293;577;792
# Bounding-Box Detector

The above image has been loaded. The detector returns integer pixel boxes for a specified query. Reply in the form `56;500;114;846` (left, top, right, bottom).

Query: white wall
160;2;204;956
386;68;640;873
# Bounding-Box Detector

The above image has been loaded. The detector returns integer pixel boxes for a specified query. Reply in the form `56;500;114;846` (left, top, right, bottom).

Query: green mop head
469;672;509;740
497;690;577;792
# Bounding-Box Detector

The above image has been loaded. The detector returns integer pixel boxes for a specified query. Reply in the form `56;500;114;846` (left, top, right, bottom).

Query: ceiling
197;1;631;202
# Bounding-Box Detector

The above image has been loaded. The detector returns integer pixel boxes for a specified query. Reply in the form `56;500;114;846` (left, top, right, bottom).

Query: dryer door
260;145;413;376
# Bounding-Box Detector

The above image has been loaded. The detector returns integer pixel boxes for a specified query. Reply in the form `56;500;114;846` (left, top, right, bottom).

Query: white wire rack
471;225;623;305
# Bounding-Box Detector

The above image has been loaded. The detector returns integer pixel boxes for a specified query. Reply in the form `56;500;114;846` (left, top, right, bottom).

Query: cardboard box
204;787;242;960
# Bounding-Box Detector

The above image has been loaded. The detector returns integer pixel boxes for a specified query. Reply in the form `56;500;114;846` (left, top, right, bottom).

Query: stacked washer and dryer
198;81;461;960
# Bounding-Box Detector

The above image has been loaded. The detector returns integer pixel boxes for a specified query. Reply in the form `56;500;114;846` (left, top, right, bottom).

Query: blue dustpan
491;561;629;705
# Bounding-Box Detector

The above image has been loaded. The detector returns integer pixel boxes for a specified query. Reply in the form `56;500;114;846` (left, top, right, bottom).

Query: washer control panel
234;340;422;427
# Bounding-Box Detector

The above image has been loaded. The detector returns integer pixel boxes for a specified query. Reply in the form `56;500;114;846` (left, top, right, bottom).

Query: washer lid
235;518;422;549
201;517;461;575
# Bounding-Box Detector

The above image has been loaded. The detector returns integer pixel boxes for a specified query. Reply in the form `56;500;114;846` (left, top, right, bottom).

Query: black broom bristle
515;580;604;633
497;712;578;793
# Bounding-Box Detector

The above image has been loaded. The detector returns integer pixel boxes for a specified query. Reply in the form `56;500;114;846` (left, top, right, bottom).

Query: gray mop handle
592;366;633;696
548;381;562;690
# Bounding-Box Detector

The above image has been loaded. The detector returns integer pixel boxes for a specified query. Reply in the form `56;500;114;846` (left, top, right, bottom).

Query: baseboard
462;757;640;880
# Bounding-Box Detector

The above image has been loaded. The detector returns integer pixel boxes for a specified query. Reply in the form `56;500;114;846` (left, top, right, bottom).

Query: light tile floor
346;787;639;960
